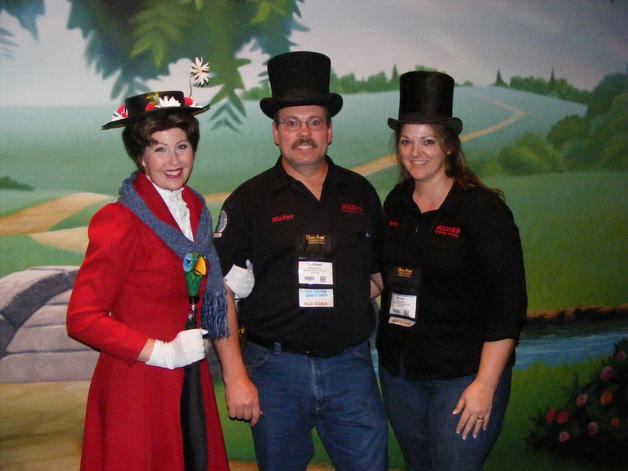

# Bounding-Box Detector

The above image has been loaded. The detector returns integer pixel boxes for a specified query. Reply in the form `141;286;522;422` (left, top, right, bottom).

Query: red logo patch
271;214;295;223
434;225;461;238
388;220;400;228
341;203;363;214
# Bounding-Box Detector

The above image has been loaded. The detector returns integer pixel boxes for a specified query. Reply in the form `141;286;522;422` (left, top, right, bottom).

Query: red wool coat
67;173;229;471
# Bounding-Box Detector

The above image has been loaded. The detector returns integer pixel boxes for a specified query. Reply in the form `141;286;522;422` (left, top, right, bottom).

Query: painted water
371;317;628;372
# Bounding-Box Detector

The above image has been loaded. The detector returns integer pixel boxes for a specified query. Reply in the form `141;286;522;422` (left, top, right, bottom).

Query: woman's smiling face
140;127;195;191
398;123;451;184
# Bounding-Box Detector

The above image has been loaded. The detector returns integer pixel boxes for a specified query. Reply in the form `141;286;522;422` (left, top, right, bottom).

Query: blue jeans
379;364;512;471
243;341;388;471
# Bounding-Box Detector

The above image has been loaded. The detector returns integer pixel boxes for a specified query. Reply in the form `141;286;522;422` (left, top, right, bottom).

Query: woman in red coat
67;91;260;471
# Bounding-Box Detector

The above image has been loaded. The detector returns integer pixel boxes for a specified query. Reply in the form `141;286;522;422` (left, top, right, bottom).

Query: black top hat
102;91;210;130
260;51;343;118
388;71;462;134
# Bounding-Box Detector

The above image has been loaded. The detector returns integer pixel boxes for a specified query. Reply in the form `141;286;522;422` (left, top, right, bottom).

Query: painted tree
0;0;44;58
494;69;507;87
65;0;306;130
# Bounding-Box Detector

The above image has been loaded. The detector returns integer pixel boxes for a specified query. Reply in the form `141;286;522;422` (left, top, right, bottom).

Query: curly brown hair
122;111;200;169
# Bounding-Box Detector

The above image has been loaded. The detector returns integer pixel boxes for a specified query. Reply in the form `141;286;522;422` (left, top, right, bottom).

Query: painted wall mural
0;1;626;469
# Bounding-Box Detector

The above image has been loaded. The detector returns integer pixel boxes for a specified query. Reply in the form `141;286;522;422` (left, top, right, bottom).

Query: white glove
146;328;207;369
224;259;255;299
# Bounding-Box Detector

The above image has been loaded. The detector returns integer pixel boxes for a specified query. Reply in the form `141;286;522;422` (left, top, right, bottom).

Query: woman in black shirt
376;71;526;471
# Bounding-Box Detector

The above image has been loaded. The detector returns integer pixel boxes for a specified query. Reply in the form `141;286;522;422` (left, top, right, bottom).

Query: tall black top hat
102;91;210;130
260;51;343;118
388;71;462;134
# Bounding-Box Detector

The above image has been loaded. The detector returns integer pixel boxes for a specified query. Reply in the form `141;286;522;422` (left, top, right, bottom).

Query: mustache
292;138;317;149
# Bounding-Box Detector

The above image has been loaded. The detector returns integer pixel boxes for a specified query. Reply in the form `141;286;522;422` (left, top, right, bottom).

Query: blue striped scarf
118;172;228;340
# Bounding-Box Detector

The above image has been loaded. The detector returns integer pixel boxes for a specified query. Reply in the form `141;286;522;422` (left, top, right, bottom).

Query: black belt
247;335;343;358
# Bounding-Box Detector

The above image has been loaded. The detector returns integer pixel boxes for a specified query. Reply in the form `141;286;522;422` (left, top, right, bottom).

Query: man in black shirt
214;51;388;471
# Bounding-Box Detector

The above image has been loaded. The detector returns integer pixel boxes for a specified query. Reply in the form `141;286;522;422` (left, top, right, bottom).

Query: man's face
272;105;332;173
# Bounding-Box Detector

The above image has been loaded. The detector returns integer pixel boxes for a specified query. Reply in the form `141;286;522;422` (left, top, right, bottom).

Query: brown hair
393;123;503;197
122;111;200;169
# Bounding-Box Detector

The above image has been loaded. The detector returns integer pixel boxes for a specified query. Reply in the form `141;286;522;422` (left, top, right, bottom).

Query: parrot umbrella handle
181;253;208;471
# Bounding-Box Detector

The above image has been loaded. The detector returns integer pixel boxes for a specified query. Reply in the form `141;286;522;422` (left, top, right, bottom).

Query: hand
224;374;263;426
145;329;207;369
452;379;494;440
224;260;255;299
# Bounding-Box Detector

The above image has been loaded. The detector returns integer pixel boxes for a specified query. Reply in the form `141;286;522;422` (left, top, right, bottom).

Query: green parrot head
183;252;207;298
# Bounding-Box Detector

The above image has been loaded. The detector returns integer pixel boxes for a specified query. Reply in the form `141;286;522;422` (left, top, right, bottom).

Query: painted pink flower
600;365;614;382
615;350;626;361
557;410;569;425
587;421;599;436
575;393;588;407
558;431;570;443
545;408;557;424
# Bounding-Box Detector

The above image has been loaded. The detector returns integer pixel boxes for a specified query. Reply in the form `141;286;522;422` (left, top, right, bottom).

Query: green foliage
498;133;565;175
494;69;507;87
0;176;33;191
65;0;306;130
586;72;628;119
547;115;588;150
506;74;589;104
560;89;628;171
527;339;628;465
0;0;44;40
129;2;189;67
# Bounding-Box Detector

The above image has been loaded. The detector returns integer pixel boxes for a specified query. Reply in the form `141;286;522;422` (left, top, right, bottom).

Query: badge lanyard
297;233;335;308
386;201;442;328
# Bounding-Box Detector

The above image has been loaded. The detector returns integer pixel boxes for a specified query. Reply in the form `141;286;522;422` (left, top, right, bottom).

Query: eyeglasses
276;117;327;131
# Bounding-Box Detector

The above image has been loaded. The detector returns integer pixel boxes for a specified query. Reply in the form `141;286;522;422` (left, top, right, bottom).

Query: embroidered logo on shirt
388;220;400;228
271;214;295;223
213;210;228;238
434;225;461;238
341;203;363;214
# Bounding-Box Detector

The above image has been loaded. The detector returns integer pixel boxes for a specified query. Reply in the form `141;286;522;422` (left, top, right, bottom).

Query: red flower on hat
116;105;128;118
145;103;156;112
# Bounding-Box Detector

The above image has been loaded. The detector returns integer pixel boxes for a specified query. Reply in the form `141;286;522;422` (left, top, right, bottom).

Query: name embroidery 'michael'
341;203;363;214
434;224;461;238
271;214;295;223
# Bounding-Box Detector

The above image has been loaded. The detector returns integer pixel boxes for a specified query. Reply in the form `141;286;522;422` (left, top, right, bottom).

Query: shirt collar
398;179;461;214
266;155;345;193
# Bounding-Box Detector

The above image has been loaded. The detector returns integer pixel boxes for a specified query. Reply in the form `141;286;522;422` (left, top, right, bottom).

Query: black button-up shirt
377;180;527;380
215;157;383;356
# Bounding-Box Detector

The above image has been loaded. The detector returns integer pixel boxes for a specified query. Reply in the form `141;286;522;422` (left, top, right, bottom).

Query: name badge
388;292;417;327
298;261;333;285
299;288;334;308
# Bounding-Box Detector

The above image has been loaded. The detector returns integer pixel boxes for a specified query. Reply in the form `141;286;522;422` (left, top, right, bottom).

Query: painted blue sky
1;0;626;106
